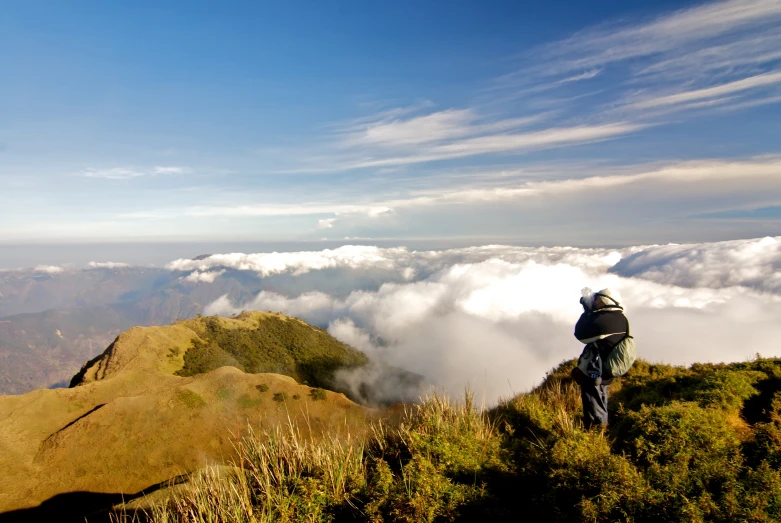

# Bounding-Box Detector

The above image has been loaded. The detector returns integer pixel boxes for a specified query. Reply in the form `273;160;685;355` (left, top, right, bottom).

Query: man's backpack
603;321;636;377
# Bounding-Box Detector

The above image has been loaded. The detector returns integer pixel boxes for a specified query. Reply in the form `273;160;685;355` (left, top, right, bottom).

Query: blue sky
1;0;780;245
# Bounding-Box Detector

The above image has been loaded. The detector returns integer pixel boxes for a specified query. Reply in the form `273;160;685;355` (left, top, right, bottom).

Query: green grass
237;393;262;409
174;389;206;410
216;387;233;401
118;357;781;522
176;314;369;392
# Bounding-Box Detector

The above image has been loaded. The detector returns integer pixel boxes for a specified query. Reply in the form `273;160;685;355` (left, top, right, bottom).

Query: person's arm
575;312;598;343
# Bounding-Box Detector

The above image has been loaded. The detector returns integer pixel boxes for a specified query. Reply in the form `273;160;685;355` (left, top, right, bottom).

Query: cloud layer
201;236;781;404
86;261;131;269
611;236;781;293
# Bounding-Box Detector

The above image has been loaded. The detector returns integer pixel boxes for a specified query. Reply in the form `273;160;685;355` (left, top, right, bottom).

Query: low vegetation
176;313;369;390
114;357;781;522
310;387;328;401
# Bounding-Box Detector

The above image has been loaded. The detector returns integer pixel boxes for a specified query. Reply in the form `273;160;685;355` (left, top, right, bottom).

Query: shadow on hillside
0;480;176;523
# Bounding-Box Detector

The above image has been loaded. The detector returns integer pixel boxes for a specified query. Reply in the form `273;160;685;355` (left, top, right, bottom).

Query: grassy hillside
0;312;374;518
126;357;781;523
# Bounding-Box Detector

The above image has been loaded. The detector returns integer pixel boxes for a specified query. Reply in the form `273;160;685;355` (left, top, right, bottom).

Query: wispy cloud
628;70;781;110
482;0;781;124
118;202;395;221
80;166;189;179
290;116;645;172
115;156;781;244
559;68;602;84
634;30;781;80
269;1;781;176
536;0;781;75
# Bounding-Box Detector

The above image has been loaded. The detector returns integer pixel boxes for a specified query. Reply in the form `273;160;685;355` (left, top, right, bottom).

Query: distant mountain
0;264;408;395
0;267;260;394
0;312;374;515
0;267;169;318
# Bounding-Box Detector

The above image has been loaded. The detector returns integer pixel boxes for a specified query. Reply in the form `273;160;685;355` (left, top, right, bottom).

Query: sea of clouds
166;237;781;405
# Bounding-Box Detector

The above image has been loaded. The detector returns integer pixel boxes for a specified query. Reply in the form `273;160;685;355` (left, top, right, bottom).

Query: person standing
572;288;629;429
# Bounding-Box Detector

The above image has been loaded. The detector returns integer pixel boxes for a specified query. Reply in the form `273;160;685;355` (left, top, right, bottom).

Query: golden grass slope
0;312;372;513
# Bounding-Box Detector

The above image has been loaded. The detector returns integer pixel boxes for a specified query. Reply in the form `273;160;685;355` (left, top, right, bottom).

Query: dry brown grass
111;391;500;523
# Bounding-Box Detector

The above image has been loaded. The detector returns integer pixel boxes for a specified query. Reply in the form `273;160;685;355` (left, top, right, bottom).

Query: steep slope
0;312;373;515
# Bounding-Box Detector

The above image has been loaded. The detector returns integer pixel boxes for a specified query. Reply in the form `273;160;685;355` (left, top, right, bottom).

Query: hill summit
70;311;369;390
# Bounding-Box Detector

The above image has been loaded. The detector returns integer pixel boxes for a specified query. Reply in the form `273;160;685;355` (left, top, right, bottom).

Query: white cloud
538;0;781;75
628;70;781;110
202;236;781;405
559;69;602;83
33;265;64;274
119;203;394;221
86;261;130;269
80;166;188;180
327;120;645;171
342;108;549;149
167;246;412;277
151;166;186;175
169;244;629;280
112;157;781;236
181;269;225;283
612;236;781;293
634;30;781;79
346;109;477;147
486;0;781;123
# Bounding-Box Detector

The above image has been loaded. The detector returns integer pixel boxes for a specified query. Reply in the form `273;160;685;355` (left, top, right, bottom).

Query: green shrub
255;383;269;392
691;370;763;411
744;391;781;469
177;315;369;392
273;392;287;403
310;387;327;401
614;402;744;521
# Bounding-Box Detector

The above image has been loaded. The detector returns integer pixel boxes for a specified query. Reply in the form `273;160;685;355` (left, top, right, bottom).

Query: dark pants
580;382;610;428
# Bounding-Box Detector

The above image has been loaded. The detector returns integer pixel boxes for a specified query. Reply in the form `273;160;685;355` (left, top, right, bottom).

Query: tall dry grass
116;391;497;523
